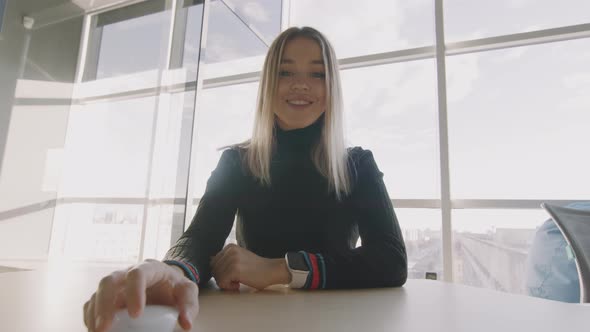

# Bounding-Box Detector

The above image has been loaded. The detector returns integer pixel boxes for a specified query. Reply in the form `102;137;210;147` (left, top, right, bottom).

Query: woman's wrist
169;265;186;279
269;258;291;286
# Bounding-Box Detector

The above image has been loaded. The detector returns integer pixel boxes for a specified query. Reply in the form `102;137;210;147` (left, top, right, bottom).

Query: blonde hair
233;27;351;200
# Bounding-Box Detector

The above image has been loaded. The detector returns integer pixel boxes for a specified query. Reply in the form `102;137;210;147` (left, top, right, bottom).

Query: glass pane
59;97;156;198
51;203;143;262
447;39;590;199
142;91;197;260
83;0;171;81
186;83;257;228
48;97;155;262
188;83;257;199
444;0;590;42
50;91;195;262
0;210;54;267
200;0;282;78
452;209;548;294
397;208;443;280
290;0;435;58
179;0;205;72
341;59;440;199
168;0;204;86
0;16;82;270
223;0;281;43
0;103;71;269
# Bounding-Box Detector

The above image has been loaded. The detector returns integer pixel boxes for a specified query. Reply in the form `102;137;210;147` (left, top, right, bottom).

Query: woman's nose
290;76;310;91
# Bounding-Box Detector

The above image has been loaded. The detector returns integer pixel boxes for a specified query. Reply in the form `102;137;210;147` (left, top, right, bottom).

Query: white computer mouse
109;305;179;332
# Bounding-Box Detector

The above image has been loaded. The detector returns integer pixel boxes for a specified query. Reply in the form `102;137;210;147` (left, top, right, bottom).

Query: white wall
0;1;83;267
0;0;27;176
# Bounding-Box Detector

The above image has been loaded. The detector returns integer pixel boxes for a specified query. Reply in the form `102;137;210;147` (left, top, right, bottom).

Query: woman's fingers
210;244;230;268
88;300;96;331
218;255;242;290
83;260;197;332
124;260;166;318
94;270;126;332
173;281;200;331
211;245;244;290
85;293;97;331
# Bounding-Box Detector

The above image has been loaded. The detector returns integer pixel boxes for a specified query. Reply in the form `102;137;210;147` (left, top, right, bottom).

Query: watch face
287;252;310;271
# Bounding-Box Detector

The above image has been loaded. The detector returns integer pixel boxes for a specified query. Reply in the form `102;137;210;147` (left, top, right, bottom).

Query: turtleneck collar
274;114;324;154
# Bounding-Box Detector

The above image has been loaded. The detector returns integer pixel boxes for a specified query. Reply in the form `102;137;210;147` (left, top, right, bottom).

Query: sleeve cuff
163;259;200;284
286;251;326;289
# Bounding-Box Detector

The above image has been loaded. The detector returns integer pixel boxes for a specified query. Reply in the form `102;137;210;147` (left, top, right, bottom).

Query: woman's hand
83;259;199;332
211;244;291;290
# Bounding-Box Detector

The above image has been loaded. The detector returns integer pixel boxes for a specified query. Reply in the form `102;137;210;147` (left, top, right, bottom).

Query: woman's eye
279;70;293;77
311;72;326;79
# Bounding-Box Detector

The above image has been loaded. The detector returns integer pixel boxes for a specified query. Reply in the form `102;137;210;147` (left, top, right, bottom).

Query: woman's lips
286;99;313;109
287;99;312;105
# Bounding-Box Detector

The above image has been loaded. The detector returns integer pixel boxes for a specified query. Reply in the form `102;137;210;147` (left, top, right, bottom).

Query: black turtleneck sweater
165;118;407;289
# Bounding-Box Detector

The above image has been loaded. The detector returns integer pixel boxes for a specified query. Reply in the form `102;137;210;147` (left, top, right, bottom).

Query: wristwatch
284;252;310;288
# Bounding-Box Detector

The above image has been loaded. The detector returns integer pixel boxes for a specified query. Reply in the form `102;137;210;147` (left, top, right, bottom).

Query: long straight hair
233;27;351;200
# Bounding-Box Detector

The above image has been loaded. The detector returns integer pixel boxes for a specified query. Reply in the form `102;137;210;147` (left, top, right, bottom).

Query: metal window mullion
178;0;211;240
81;16;103;82
451;199;585;210
137;82;167;262
164;0;179;69
169;0;191;69
74;14;92;84
446;22;590;56
434;0;453;283
280;0;291;31
137;0;178;262
87;0;153;16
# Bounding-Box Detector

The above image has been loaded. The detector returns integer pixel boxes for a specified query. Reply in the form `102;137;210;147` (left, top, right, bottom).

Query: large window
44;0;206;264
49;92;194;262
341;59;440;199
185;82;258;245
4;0;588;298
290;0;435;58
452;209;548;293
83;0;171;81
200;0;282;78
447;39;590;199
444;0;590;42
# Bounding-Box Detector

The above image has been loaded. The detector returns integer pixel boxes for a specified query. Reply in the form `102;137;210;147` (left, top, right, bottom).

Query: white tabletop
1;265;588;332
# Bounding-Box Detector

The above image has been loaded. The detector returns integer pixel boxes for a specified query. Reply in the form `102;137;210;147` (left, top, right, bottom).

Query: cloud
241;1;271;23
290;0;408;57
491;46;527;63
203;32;245;62
562;72;590;90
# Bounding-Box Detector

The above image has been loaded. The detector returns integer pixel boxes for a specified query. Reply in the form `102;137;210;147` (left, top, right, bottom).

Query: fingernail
95;316;103;331
180;311;192;331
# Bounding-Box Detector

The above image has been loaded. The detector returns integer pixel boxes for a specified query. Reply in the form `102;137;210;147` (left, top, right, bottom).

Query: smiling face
274;37;327;130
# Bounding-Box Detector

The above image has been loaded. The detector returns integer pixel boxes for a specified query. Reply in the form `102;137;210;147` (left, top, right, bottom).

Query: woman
83;26;407;332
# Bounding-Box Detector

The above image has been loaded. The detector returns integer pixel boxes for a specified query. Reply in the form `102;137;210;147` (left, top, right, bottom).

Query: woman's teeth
288;100;311;105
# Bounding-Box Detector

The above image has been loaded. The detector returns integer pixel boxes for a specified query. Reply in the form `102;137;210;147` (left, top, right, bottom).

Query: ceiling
16;0;72;15
18;0;148;29
18;0;146;16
